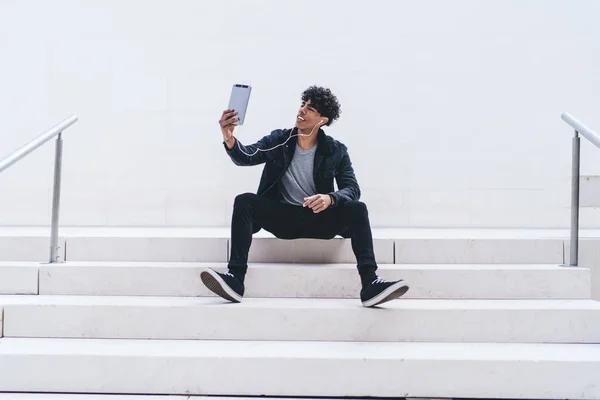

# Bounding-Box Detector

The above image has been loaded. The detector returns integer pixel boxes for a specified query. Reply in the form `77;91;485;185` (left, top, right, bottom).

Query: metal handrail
0;115;78;263
0;115;78;173
562;113;600;149
561;113;600;267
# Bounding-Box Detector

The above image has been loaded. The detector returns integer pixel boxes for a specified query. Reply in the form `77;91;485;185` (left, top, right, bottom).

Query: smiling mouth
297;116;305;121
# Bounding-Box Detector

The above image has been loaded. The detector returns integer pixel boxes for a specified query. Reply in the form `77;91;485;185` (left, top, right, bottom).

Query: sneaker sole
200;269;243;303
362;281;410;307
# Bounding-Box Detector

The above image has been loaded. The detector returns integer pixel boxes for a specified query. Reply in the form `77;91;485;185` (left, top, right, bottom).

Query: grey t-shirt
280;143;318;206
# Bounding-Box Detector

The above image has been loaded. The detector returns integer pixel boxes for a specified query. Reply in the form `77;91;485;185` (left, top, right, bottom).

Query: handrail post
49;132;64;263
570;130;580;266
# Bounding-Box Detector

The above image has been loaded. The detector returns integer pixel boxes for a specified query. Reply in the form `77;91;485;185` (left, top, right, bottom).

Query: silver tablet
227;84;252;125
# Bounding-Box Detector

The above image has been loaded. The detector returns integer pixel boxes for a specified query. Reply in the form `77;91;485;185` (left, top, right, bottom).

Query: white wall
1;0;599;228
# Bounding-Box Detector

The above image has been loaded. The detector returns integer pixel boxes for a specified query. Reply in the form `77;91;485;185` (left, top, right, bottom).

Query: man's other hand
303;194;332;214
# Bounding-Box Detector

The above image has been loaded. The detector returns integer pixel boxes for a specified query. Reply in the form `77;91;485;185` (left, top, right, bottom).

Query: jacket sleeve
329;145;361;207
223;130;282;166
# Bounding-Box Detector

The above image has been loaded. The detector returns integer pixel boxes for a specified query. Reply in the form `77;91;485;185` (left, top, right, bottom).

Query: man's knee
344;200;368;216
233;192;258;209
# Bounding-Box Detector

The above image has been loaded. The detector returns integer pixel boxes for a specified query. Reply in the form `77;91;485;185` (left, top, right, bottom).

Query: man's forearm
224;131;276;166
330;185;360;207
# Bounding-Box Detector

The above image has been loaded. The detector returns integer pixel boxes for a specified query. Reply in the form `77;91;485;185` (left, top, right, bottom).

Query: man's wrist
223;136;235;149
328;194;335;206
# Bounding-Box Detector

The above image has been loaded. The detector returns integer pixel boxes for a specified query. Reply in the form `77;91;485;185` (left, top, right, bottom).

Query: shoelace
372;277;387;284
224;271;235;278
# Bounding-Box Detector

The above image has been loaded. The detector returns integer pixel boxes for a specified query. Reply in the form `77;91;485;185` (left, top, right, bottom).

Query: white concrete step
65;236;395;263
0;263;38;294
0;227;582;264
0;338;598;398
67;236;565;264
2;296;599;343
0;236;66;262
31;261;591;299
395;237;564;264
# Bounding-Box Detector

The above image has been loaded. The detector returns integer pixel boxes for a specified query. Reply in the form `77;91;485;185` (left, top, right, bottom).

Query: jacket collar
316;128;333;156
288;128;332;154
282;128;332;179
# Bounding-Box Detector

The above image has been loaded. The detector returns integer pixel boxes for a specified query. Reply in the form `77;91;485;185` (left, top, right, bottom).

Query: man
201;86;409;307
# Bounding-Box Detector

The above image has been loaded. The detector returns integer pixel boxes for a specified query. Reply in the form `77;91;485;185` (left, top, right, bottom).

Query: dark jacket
224;128;361;207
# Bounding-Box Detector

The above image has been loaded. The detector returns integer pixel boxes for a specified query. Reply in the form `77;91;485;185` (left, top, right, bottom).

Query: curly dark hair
301;86;341;126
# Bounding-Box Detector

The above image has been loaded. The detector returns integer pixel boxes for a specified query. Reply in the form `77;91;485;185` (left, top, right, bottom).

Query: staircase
0;227;599;400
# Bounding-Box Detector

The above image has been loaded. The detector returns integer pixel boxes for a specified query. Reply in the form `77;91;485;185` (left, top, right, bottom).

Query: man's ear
320;117;329;125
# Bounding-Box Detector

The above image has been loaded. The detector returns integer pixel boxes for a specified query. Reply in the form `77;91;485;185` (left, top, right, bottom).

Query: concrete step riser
0;238;65;262
396;238;565;264
3;300;600;343
38;263;591;299
0;339;597;399
0;265;38;295
242;238;394;263
0;237;567;264
66;237;229;262
71;237;566;263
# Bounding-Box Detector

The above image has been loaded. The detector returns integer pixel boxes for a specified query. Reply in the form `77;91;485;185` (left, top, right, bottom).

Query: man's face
296;99;323;129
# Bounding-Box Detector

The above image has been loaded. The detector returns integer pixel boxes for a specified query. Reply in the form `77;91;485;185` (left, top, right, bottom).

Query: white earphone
234;118;325;157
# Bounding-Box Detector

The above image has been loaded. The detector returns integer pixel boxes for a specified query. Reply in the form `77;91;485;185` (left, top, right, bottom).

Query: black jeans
228;193;378;284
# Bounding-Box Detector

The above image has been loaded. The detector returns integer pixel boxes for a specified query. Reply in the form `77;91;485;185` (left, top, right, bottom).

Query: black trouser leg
228;193;378;284
300;200;378;284
228;193;303;280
